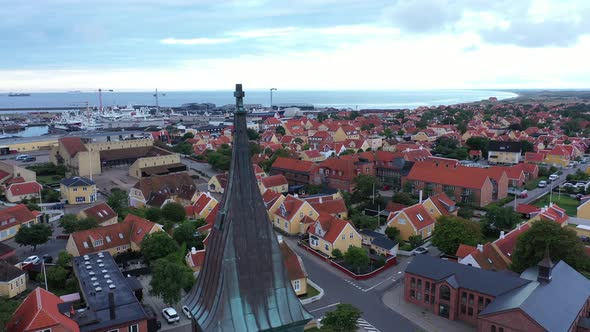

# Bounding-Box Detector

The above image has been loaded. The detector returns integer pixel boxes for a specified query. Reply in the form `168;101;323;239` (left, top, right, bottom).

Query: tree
141;232;179;262
511;219;590;273
321;304;362;332
317;113;328;122
173;221;202;249
351;174;378;204
381;128;394;139
392;192;415;205
246;128;259;140
59;215;98;234
465;137;490;157
408;235;424;249
182;132;195;140
275;125;286;136
385;227;400;241
457;206;474;219
351;214;379;230
431;215;483;254
161;202;186;223
520;140;534;153
26;201;41;212
107;188;128;217
0;297;20;331
45;265;69;289
145;207;162;222
172;141;193;155
482;206;520;236
150;258;195;306
344;247;369;273
15;223;52;251
57;251;73;267
332;248;343;260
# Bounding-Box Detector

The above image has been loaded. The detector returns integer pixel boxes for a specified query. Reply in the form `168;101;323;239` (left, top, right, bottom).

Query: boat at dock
8;92;31;97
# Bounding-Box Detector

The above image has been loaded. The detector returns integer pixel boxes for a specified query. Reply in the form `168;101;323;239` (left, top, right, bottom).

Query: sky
1;0;590;91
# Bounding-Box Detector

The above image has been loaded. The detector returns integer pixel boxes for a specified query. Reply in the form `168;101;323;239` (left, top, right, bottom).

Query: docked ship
8;92;31;97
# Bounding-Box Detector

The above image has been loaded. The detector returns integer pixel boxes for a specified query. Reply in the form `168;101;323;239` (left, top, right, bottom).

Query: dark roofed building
184;85;312;331
488;140;523;165
129;172;197;208
405;254;590;331
0;260;26;298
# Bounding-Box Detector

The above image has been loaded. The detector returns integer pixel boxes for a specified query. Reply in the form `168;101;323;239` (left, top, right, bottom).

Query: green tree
408;235;424;249
246;128;260;140
42;188;61;203
344;247;369;274
275;125;286;136
172;141;194;155
59;214;98;234
0;297;20;331
321;304;362;332
482;206;520;235
304;184;323;195
351;174;378;204
317;113;328;122
331;248;343;260
511;219;590;273
457;206;474;219
520;140;534;153
15;223;52;251
149;258;195;306
107;188;128;217
57;251;73;267
145;207;162;222
392;192;415;205
161;202;186;223
26;201;41;212
381;128;394;139
432;215;483;254
173;221;202;249
465;137;490;157
385;227;400;241
351;214;379;230
45;265;69;289
141;232;179;262
183;132;194;140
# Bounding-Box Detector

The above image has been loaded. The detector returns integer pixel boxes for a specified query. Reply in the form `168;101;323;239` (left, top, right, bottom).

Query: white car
549;174;559;182
15;154;30;161
23;255;40;265
538;181;547;188
162;308;180;324
182;305;192;319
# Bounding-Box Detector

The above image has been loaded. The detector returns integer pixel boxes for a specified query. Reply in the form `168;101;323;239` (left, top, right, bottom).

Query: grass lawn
533;194;579;216
300;283;320;299
36;174;63;185
524;176;547;190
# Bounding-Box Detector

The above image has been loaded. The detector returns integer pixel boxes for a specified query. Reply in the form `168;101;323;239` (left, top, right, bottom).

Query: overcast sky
1;0;590;91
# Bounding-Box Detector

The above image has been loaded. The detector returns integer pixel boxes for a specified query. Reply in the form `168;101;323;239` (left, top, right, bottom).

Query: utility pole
43;261;48;291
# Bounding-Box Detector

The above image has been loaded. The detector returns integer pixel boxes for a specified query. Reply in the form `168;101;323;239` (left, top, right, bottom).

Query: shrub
332;249;343;260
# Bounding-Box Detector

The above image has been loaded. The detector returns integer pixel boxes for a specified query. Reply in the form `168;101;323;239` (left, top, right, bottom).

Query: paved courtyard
137;274;192;331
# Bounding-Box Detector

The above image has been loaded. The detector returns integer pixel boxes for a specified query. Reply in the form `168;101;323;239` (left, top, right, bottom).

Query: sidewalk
382;284;475;332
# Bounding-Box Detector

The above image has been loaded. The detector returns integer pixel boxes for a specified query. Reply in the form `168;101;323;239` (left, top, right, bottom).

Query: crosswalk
357;317;380;332
344;278;365;291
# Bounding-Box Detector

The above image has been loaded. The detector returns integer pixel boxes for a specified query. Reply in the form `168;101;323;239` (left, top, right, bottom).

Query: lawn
300;283;320;300
524;176;547;190
532;194;579;216
36;174;63;185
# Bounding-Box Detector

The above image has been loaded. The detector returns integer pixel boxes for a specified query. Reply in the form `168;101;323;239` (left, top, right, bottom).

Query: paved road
181;156;220;179
505;163;588;209
284;238;420;332
5;221;68;263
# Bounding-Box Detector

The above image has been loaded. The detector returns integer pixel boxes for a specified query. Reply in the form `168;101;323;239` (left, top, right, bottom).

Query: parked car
15;154;30;161
576;182;588;189
562;182;575;188
23;255;40;265
538;181;547;188
42;254;53;264
162;308;180;324
568;162;575;168
414;247;429;255
23;156;36;162
517;190;528;198
181;305;192;319
549;174;559;182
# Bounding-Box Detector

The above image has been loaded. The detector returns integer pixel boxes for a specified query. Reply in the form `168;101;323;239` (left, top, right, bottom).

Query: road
181;156;219;179
283;238;420;332
505;162;588;209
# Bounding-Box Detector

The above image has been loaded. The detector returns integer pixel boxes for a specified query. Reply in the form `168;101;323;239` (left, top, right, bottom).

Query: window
491;326;496;332
410;290;415;299
461;292;467;304
349;233;354;239
83;187;87;191
417;279;422;289
95;239;103;247
398;218;406;225
486;298;491;306
461;304;466;314
425;281;430;292
308;210;313;216
106;236;111;243
478;296;483;308
467;307;473;316
411;277;416;288
293;280;301;291
499;328;504;332
83;241;89;248
425;294;429;304
73;188;78;192
324;244;329;251
341;235;345;240
76;197;85;202
284;222;288;230
468;294;474;306
38;329;52;332
300;212;303;218
439;285;450;301
107;329;119;332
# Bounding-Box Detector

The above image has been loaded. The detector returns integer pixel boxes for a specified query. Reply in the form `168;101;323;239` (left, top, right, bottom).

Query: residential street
284;237;420;332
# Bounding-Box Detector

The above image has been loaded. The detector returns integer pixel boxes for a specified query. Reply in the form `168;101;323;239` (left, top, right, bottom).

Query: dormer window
94;239;103;247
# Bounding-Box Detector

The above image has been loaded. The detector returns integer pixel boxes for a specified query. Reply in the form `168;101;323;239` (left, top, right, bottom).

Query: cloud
160;37;234;45
228;27;297;38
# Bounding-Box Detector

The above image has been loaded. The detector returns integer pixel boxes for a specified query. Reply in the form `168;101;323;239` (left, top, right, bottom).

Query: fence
300;279;324;305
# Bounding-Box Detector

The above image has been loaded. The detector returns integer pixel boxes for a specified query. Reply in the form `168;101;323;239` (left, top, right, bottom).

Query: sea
0;90;517;111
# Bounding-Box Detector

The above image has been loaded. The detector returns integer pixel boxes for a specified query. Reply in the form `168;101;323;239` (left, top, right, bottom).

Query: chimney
549;202;554;208
319;196;323;204
537;246;554;283
191;247;197;254
477;244;483;252
419;190;423;204
108;292;116;320
500;230;505;239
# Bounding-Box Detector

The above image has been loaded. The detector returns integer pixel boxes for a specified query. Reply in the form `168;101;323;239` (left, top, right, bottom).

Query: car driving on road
538;180;547;188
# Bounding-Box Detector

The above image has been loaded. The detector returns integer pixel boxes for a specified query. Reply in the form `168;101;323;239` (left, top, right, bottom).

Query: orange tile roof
455;244;477;259
399;204;436;231
192;193;217;215
428;192;456;215
309;199;347;216
80;202;117;224
470;243;510;271
0;204;36;232
261;174;288;189
272;157;316;173
279;241;306;280
7;287;79;332
7;181;42;196
494;223;531;258
59;137;87;157
406;162;491;189
276;195;306;220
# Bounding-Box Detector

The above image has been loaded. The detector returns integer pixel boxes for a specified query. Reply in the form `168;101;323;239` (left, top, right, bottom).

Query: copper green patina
184;84;312;331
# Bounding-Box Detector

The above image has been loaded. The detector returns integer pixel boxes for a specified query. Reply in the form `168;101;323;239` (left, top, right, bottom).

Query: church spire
185;84;312;332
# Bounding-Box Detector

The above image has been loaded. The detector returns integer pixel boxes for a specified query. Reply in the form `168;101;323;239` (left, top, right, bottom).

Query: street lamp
270;88;277;110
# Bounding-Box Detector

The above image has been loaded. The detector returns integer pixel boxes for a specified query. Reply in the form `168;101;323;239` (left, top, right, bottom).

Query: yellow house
0;261;27;298
544;145;573;168
422;192;458;217
262;190;286;220
308;215;361;257
0;204;40;241
128;152;185;179
577;199;590;220
279;239;308;296
66;214;164;257
60;177;97;205
4;181;42;203
332;127;348;142
411;130;437;142
187;192;219;220
208;174;227;194
387;203;437;241
6;138;57;153
258;174;289;194
487;141;522;165
272;195;319;235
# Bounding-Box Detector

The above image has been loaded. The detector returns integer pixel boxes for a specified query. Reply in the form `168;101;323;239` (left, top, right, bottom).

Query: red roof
455;244;476;259
192;193;217;215
427;192;456;215
470;243;510;271
398;204;436;231
188;249;206;268
5;176;25;184
310;214;352;244
272;157;315;174
516;204;541;215
525;152;546;162
7;181;42;196
309;199;347;216
0;170;10;182
302;150;322;158
494;223;531;258
406;161;492;189
80;202;117;224
279;241;306;280
276;195;306;220
262;189;283;209
261;174;288;189
385;202;409;213
539;204;568;224
7;287;79;332
0;204;36;232
59;137;87;157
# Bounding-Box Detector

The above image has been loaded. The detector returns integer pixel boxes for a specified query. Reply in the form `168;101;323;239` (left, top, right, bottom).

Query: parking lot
137;275;192;331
